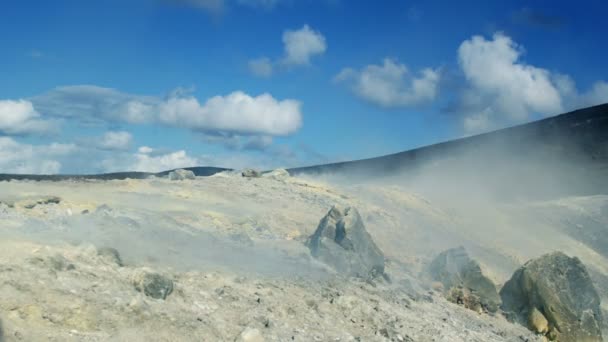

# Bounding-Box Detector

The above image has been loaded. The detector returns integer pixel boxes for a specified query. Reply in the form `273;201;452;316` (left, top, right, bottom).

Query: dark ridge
0;167;230;182
288;103;608;176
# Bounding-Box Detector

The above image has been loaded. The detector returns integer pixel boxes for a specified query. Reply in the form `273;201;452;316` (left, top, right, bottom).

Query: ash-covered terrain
0;104;607;341
0;170;605;341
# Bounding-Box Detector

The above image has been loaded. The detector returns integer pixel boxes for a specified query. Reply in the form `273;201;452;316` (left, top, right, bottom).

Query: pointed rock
307;206;385;279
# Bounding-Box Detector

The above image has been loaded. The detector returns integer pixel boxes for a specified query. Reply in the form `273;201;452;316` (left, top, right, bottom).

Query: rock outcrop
427;247;500;313
168;169;195;181
241;169;262;178
132;270;174;300
306;206;385;279
500;252;603;342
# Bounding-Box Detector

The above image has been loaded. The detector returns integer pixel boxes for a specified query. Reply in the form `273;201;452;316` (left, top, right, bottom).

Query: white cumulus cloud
158;91;302;136
281;25;326;66
0;137;76;174
335;58;440;107
99;131;132;150
0;99;57;135
456;33;608;134
458;33;563;123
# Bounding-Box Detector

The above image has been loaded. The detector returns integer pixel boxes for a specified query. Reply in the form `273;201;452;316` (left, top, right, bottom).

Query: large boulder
500;252;603;342
168;169;195;181
427;247;501;313
306;206;385;279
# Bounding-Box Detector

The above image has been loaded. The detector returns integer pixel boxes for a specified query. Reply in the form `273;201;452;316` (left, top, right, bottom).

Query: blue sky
1;0;607;174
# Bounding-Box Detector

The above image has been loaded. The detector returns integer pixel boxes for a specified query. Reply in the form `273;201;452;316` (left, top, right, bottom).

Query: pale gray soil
0;171;605;341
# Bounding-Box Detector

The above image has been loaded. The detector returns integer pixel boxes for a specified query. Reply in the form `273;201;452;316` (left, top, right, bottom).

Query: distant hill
0;167;229;182
288;103;608;177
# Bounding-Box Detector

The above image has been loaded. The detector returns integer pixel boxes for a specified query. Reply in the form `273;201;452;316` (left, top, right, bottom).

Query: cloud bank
30;86;302;138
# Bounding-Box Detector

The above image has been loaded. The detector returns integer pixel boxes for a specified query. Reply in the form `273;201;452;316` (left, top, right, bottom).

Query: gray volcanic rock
241;169;262;178
97;247;124;267
427;247;501;313
132;270;174;300
500;252;603;342
168;169;195;181
306;206;385;279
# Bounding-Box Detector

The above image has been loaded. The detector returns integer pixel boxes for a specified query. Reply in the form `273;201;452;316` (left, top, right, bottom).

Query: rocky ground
0;170;606;341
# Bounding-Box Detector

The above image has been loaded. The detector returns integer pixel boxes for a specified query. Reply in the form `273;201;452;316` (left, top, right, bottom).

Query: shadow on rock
0;317;4;342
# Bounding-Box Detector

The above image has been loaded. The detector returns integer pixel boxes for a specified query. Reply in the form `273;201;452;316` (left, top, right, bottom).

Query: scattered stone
500;252;603;342
132;270;174;300
236;327;264;342
446;286;484;314
426;247;500;313
97;247;123;267
20;196;61;209
168;169;196;181
241;169;262;178
40;254;75;271
262;168;289;180
306;206;385;279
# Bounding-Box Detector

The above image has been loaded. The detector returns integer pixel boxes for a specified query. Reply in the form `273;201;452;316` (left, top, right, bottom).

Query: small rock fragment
97;247;123;267
132;270;174;300
241;169;262;178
